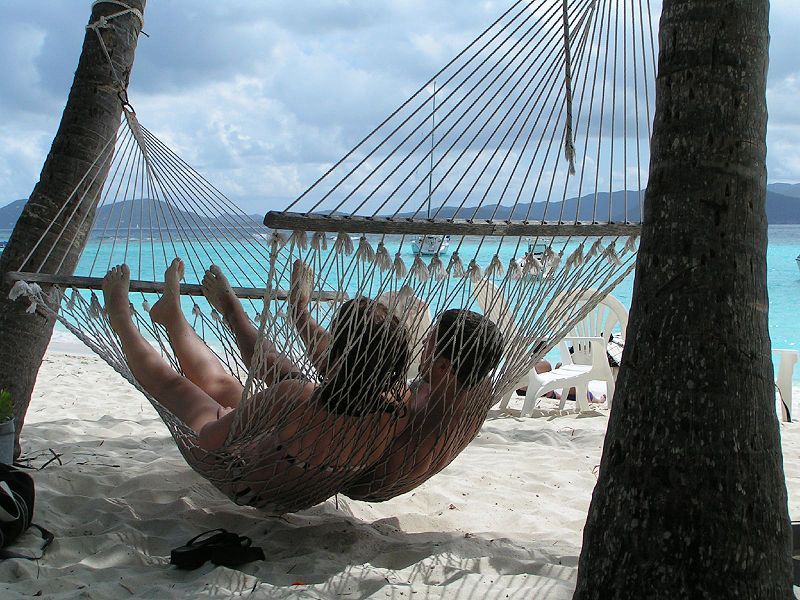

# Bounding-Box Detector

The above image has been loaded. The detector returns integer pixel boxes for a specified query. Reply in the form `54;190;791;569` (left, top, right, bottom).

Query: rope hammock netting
8;0;655;514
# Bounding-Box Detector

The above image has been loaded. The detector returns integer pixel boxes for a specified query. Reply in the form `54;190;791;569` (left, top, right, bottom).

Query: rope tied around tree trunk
90;0;145;29
87;1;145;101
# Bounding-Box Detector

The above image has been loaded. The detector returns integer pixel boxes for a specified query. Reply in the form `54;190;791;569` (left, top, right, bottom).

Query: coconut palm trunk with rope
0;0;146;459
574;0;793;596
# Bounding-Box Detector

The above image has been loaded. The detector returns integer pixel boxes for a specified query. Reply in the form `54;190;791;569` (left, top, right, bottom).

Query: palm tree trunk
573;0;793;597
0;1;146;458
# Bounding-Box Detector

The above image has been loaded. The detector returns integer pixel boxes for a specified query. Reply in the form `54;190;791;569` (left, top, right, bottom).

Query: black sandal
170;529;263;569
211;535;265;567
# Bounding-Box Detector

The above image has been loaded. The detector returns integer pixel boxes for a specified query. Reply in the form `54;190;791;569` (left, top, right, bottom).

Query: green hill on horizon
2;183;800;230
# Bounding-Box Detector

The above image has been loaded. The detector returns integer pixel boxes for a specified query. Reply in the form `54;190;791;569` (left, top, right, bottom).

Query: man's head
421;309;504;389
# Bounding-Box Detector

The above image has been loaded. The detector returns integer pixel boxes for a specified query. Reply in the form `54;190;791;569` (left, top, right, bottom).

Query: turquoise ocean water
603;225;800;355
2;225;799;380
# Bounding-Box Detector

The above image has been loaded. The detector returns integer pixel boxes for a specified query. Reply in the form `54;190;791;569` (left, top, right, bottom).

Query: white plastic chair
548;290;628;355
472;281;628;413
546;289;629;408
521;336;607;415
773;348;798;422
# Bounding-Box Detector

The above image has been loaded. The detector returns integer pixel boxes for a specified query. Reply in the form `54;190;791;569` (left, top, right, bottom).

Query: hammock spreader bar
5;271;342;302
264;212;642;237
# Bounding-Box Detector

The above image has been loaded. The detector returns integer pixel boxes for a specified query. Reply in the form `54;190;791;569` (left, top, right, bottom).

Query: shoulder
261;379;316;410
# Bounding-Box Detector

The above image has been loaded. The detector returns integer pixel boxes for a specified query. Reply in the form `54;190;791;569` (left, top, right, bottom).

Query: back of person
343;309;503;502
206;296;413;512
343;381;492;502
208;374;405;513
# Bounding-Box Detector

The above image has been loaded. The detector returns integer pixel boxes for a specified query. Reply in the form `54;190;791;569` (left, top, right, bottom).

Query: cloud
0;0;798;216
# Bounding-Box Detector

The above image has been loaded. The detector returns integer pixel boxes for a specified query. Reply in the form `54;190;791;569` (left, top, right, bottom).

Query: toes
202;271;215;288
103;265;129;297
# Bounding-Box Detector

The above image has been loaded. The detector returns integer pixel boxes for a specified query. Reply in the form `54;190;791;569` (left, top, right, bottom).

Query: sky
1;0;798;215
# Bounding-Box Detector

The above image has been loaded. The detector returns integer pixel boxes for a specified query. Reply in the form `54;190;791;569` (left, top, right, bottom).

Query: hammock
8;0;655;514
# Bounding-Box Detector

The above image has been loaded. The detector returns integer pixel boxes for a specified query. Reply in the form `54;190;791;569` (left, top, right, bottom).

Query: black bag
606;333;625;368
0;463;53;559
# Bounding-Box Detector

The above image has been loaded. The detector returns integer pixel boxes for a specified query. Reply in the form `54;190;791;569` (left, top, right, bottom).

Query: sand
2;341;799;599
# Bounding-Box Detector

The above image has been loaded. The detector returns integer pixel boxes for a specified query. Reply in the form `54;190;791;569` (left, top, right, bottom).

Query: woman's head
320;298;411;415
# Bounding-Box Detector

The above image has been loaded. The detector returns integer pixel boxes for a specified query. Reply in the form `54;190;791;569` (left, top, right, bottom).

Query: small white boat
518;241;547;274
412;234;450;256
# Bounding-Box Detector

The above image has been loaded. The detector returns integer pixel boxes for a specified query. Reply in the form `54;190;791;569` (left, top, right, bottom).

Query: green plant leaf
0;389;12;423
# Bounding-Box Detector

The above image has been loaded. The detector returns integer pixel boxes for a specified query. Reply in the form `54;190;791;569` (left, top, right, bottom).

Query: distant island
2;183;799;229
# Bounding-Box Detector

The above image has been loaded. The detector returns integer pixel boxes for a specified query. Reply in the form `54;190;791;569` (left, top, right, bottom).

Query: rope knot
86;15;111;31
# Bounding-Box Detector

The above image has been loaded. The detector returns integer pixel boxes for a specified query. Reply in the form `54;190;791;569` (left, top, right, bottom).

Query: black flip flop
170;529;248;569
211;535;265;567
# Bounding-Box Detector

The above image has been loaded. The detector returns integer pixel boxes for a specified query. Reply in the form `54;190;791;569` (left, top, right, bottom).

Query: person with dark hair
103;258;411;480
294;296;411;418
432;309;505;388
343;307;505;502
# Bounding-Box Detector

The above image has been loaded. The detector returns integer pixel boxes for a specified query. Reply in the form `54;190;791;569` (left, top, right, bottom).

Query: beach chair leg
521;392;537;418
575;383;591;412
498;389;513;411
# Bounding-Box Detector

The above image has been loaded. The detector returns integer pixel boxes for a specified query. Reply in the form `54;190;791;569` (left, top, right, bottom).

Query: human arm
197;406;237;451
289;260;332;377
339;382;432;500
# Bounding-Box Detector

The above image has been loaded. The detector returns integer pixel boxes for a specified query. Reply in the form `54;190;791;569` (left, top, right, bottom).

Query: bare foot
289;259;313;312
202;264;239;317
102;264;132;329
150;258;184;326
590;393;607;404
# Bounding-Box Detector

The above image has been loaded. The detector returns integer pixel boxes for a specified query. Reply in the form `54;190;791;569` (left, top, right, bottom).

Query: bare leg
517;360;561;399
150;258;243;408
103;264;226;434
202;265;299;385
202;265;259;367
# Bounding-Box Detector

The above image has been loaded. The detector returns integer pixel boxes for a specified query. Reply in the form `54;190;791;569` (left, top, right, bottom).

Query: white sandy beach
2;339;799;599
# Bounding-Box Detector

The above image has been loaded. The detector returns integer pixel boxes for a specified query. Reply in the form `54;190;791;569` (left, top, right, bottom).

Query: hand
216;405;235;419
289;259;313;316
